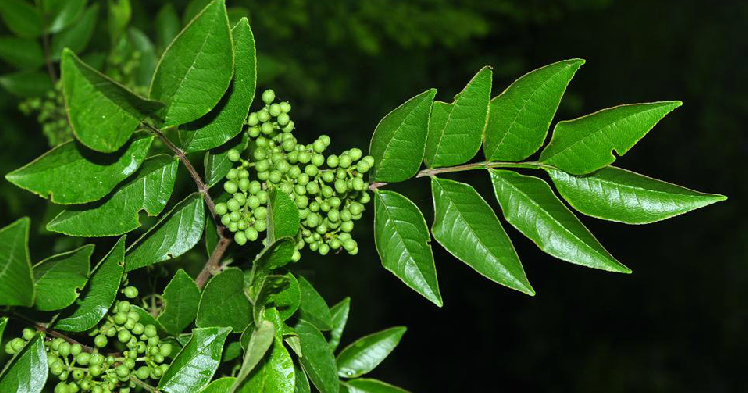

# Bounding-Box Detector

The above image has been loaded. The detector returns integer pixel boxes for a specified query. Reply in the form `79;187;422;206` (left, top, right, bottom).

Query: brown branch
41;34;58;84
1;312;96;354
196;237;232;288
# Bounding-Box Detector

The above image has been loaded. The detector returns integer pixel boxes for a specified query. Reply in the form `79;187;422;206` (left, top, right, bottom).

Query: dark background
1;0;746;391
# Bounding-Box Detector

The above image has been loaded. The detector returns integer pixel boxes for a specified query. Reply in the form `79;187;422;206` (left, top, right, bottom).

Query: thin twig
41;34;58;84
130;376;161;392
0;312;96;353
196;237;232;288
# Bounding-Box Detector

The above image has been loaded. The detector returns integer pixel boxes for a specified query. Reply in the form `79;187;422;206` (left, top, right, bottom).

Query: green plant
0;0;726;392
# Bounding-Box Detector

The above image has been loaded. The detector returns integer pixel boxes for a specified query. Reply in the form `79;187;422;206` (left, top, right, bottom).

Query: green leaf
0;36;44;69
0;0;43;38
424;67;492;168
205;214;219;256
297;277;333;331
181;18;256;152
231;320;275;392
159;269;201;336
239;336;294;393
328;298;350;352
0;71;52;97
54;237;125;332
127;28;158;88
50;4;98;60
183;0;212;24
150;0;233;127
126;193;206;271
430;177;533;295
5;136;153;204
296;320;339;393
0;318;6;344
0;335;47;392
45;0;87;33
336;327;406;379
547;166;727;224
33;245;92;311
373;190;442;307
540;101;682;175
295;363;311;393
156;3;181;51
489;169;630;273
47;155;179;236
200;377;236;393
107;0;130;45
61;49;161;153
197;268;251;332
158;326;232;392
368;89;436;183
268;188;300;241
205;131;249;187
253;237;296;273
344;379;409;393
0;218;34;307
483;59;584;161
267;272;300;321
130;304;167;335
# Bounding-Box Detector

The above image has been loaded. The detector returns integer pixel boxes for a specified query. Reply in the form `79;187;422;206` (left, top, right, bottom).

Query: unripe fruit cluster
4;285;171;393
216;89;373;258
19;81;72;147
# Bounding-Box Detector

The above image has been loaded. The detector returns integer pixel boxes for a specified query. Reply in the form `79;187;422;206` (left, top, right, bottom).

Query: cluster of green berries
19;81;73;147
215;89;373;258
106;47;148;97
4;286;171;393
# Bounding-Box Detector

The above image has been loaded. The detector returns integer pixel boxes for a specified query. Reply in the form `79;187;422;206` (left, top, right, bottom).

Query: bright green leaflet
336;327;406;379
200;377;237;392
253;237;297;273
47;155;179;236
368;89;436;183
50;4;98;60
547;166;727;224
0;37;45;69
156;4;181;51
328;297;351;352
131;304;167;335
159;269;201;336
197;268;252;332
231;320;275;392
54;237;125;332
0;0;43;38
297;276;333;331
344;379;409;393
61;49;161;153
126;193;206;271
0;217;34;307
158;326;232;392
33;245;92;311
483;59;584;161
540;101;682;175
0;72;53;97
150;0;234;127
223;341;243;362
0;335;47;393
373;190;442;307
489;169;630;273
205;132;250;187
182;18;256;152
296;320;340;393
5;135;153;205
267;272;300;321
295;363;311;393
128;28;159;88
430;177;533;295
239;338;295;393
46;0;87;33
424;67;492;168
268;188;300;241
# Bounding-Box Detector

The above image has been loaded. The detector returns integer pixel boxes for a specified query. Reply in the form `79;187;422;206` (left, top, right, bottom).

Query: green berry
320;135;331;146
343;239;357;252
277;113;290;126
115;365;129;378
94;335;108;348
76;352;90;365
248;126;260;137
238;178;250;191
70;343;82;356
341;221;354;232
228;149;241;162
11;338;25;353
352;177;365;191
261;122;274;134
298;151;311;163
72;369;84;380
269;103;281;116
118;330;131;343
224;181;238;194
280;101;291;112
306;182;320;195
135;366;150;379
58;342;71;356
313;140;325;153
215;203;228;215
22;328;34;341
334;179;347;194
132;323;145;335
254;206;268;220
349;148;363;161
350;202;364;215
326;154;339;168
144;325;158;338
235;232;247;245
312;154;325;167
283;121;295;133
257;109;270;122
262;89;276;104
247;112;259;126
322;171;335;183
255;219;267;232
339;154;352;168
305;165;318;177
226;168;239;180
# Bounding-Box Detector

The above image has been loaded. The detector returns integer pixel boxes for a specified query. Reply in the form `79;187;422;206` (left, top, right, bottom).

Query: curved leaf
295;363;311;393
296;321;339;393
540;101;682;175
0;0;43;38
33;245;92;312
373;190;441;307
159;269;201;335
127;27;159;89
232;320;275;392
0;71;53;97
489;169;629;273
158;326;232;392
200;377;236;393
298;276;332;331
239;338;294;393
205;132;249;187
369;89;436;183
5;136;153;205
336;327;406;379
47;155;179;236
54;237;125;332
268;272;300;321
50;4;98;60
0;218;34;307
483;59;584;161
0;37;44;69
150;0;234;127
344;379;409;393
268;188;299;241
0;335;47;393
126;193;206;271
424;67;492;168
197;268;251;332
430;177;533;295
46;0;87;33
328;297;351;352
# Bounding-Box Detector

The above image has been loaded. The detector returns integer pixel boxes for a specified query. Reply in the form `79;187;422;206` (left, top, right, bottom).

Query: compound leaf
336;327;406;379
483;59;584;161
489;169;629;273
374;190;441;307
328;297;351;352
540;101;682;175
33;245;92;311
424;67;491;168
297;276;332;332
196;268;251;333
0;218;34;307
159;269;201;336
296;320;339;393
0;334;47;393
5;136;153;205
158;326;231;392
126;193;205;271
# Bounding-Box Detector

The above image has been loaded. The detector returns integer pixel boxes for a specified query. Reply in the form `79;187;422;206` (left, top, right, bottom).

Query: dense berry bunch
4;286;171;393
19;81;72;147
215;89;373;259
